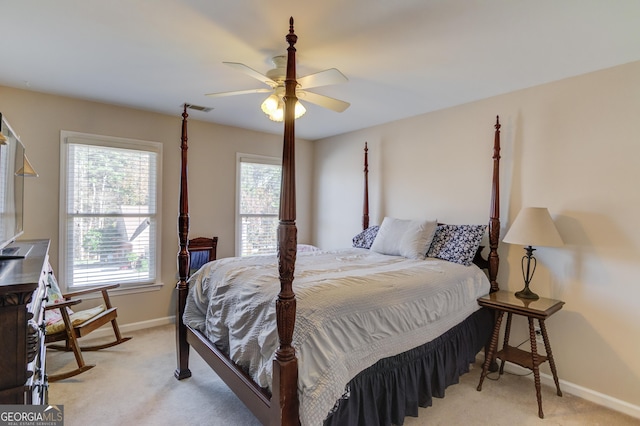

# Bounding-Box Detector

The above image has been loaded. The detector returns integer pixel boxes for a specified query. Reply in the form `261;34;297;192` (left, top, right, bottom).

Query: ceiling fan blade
223;62;277;88
206;88;272;98
298;91;350;113
297;68;348;89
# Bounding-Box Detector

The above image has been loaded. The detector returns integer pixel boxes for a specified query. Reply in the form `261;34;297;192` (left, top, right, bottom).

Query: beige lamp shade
503;207;563;247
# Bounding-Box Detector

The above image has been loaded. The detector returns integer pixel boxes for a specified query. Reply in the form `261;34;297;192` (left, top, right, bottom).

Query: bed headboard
357;119;501;290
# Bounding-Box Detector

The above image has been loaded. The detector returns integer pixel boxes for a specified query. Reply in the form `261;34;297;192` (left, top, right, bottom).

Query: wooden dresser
0;239;50;404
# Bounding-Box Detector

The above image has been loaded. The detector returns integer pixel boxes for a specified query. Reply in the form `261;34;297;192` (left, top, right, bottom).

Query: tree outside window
60;133;161;289
237;155;281;256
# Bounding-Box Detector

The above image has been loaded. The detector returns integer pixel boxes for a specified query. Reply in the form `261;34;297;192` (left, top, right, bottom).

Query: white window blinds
60;133;161;289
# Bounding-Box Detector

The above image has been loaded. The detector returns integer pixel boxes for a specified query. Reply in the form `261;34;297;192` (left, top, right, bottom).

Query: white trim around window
235;153;282;257
59;131;163;292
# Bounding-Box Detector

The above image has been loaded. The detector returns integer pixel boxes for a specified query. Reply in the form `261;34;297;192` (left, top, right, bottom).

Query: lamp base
515;286;539;300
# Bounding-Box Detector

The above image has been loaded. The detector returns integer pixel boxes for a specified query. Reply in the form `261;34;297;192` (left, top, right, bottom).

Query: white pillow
370;217;437;259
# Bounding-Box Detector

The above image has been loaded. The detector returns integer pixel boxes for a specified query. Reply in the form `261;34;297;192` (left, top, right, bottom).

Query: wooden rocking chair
188;236;218;276
44;283;131;381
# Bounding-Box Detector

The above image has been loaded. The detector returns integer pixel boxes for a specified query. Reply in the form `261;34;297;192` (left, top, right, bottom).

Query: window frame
235;153;282;257
59;131;163;292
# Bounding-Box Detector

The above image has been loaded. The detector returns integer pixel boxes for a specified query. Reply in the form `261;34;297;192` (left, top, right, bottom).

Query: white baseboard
477;355;640;420
80;315;176;341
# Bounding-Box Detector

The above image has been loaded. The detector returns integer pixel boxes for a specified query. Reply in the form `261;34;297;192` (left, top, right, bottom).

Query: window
237;154;281;256
60;132;162;290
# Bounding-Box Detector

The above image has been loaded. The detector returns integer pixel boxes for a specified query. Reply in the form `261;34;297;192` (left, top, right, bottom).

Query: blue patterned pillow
352;226;380;249
426;224;486;266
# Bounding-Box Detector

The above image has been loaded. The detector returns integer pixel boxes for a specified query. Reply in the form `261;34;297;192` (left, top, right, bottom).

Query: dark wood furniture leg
477;310;504;391
499;312;513;375
527;317;545;418
540;320;562;397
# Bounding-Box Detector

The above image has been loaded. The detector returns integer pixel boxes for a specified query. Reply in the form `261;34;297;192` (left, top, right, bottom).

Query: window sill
66;282;165;299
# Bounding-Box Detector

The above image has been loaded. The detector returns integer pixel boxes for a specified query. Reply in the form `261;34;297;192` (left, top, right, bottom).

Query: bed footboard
187;326;272;423
174;17;502;426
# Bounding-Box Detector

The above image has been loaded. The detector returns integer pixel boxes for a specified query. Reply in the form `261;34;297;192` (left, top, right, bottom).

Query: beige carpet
47;324;638;426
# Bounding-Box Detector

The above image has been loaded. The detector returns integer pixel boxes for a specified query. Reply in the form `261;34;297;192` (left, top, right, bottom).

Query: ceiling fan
206;55;350;121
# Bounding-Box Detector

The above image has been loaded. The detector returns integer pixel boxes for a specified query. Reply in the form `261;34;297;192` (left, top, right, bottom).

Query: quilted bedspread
184;248;490;425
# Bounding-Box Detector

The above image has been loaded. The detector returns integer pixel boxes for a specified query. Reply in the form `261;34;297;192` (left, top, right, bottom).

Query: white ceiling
2;1;640;141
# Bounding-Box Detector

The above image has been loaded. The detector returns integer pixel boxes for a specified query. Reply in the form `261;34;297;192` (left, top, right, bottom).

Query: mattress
184;248;490;425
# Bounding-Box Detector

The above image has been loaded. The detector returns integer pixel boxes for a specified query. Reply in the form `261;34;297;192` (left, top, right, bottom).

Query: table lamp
503;207;564;300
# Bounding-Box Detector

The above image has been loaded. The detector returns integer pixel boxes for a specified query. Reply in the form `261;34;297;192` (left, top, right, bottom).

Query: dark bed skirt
323;307;493;426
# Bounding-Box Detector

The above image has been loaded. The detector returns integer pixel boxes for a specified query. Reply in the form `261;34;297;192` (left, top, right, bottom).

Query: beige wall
2;58;639;414
0;86;314;325
314;61;640;412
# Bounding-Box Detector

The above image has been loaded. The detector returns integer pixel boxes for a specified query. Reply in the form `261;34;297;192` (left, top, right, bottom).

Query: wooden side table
476;290;564;418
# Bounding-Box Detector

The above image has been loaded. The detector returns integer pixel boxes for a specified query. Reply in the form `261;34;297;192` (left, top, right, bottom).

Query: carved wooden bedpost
271;17;300;425
363;142;369;230
175;104;192;379
488;116;501;292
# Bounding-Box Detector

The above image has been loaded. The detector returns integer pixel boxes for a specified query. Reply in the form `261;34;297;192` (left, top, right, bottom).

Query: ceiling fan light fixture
269;106;284;122
210;56;349;121
294;101;306;118
261;94;280;115
262;94;306;122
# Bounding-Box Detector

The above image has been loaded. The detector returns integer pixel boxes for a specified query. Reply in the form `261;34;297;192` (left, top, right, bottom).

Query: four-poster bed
175;18;501;426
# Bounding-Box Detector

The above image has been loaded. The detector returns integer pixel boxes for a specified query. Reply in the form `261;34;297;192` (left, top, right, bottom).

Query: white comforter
184;248;490;425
